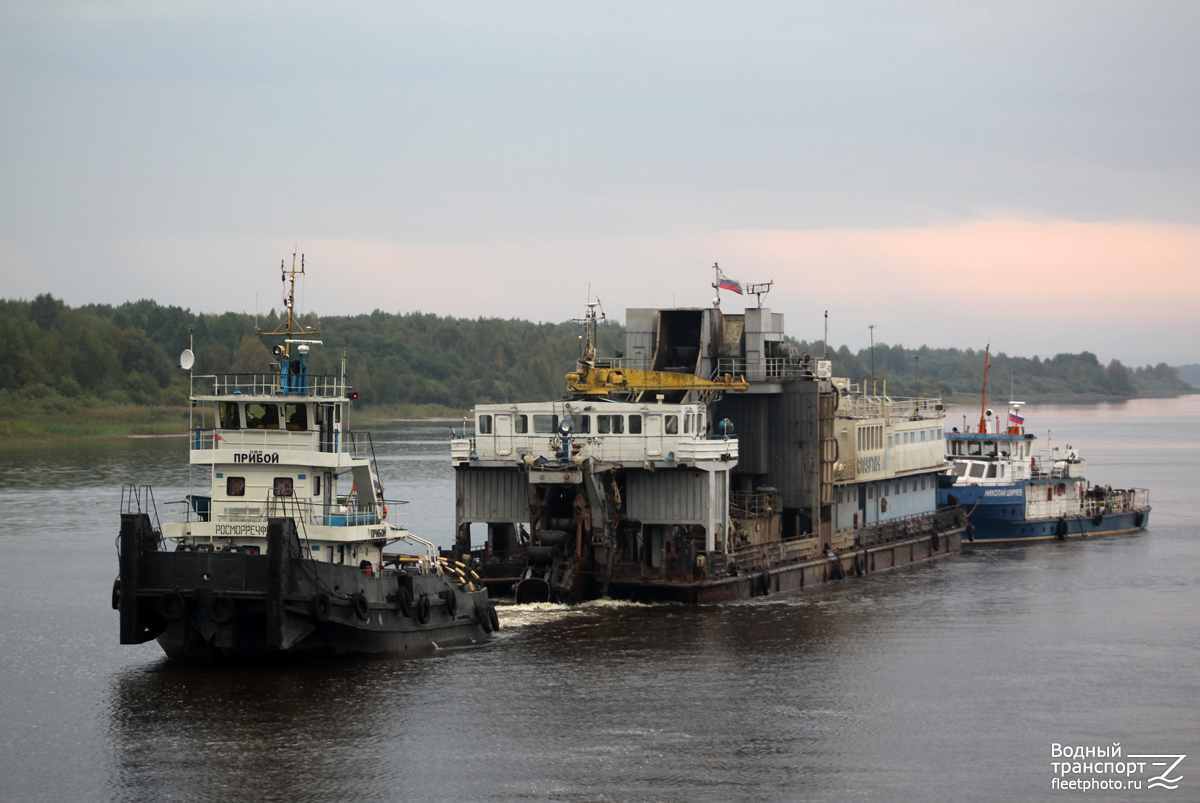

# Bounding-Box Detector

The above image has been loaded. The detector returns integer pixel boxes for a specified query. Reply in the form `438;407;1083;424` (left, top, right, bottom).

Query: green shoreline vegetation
1;293;1193;446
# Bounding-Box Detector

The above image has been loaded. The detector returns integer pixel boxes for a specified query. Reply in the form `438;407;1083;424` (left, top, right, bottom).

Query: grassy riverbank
0;406;193;446
0;403;469;446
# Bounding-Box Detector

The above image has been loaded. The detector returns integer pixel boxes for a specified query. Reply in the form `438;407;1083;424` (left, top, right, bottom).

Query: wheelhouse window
664;415;679;435
515;415;528;434
285;403;308;431
245;403;280;429
571;414;591;434
226;476;246;496
273;477;294;497
219;402;240;429
598;415;624;434
950;463;967;477
628;414;642;434
968;463;986;478
478;415;492;434
533;414;558;434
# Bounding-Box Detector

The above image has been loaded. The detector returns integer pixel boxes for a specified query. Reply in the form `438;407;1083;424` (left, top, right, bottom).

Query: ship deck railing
162;494;405;529
451;432;738;465
835;394;945;422
192;372;348;398
731;490;781;518
724;507;965;574
189;427;372;459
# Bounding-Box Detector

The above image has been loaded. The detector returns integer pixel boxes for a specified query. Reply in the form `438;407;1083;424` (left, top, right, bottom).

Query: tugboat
114;256;497;662
938;346;1151;543
448;268;965;603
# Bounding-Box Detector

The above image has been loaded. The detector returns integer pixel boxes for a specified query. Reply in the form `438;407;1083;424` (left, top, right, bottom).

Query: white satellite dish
179;349;195;370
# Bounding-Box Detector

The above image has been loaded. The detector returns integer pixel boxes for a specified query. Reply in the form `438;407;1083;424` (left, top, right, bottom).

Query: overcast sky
2;1;1198;365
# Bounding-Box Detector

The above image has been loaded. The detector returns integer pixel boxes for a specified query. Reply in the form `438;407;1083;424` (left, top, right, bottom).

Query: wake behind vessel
115;256;497;662
449;270;966;602
938;347;1151;543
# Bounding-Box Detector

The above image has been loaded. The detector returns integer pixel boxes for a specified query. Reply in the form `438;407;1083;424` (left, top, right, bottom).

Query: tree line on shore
0;294;1191;416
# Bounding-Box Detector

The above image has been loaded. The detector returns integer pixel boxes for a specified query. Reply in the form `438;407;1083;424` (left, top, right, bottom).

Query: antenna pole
978;344;991;433
869;324;876;396
823;310;828;360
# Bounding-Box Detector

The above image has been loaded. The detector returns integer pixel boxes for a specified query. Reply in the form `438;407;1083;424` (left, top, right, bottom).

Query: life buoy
880;497;888;513
382;505;388;520
416;593;431;625
351;592;370;621
311;591;332;622
853;512;860;528
210;594;236;625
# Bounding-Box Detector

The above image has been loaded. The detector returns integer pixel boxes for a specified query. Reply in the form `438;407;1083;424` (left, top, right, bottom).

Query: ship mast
257;251;320;357
977;343;991;434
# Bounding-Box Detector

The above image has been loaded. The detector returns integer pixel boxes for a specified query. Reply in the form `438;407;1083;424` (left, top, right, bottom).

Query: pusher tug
938;346;1151;543
115;256;497;662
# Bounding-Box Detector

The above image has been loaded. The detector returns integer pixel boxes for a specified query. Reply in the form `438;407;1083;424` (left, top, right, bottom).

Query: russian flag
1008;411;1024;425
719;274;743;294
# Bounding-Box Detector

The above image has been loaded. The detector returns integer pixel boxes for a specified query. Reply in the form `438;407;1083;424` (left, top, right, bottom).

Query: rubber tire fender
351;592;370;621
415;593;431;625
397;586;413;618
210;594;236;625
311;591;332;622
442;589;458;618
157;591;185;623
478;600;494;633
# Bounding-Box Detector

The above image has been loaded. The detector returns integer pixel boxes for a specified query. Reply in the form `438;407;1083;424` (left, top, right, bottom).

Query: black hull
118;514;497;663
469;508;967;605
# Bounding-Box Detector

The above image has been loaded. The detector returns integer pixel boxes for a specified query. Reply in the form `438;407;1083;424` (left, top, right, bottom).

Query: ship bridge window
986;464;997;479
628;414;642;434
515;415;528;434
571;414;591;434
967;442;982;456
285;403;308;431
273;477;294;496
478;415;492;434
219;402;240;429
665;415;679;435
598;414;624;435
950;462;968;477
226;476;246;497
245;403;280;430
984;442;998;457
533;414;559;434
968;463;985;479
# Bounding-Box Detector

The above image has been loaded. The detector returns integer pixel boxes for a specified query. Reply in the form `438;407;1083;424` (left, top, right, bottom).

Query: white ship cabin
944;432;1038;485
161;364;399;572
452;399;738;469
829;385;949;529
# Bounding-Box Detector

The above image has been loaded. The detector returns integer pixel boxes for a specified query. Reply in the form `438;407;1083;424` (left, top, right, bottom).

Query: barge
448;270;965;602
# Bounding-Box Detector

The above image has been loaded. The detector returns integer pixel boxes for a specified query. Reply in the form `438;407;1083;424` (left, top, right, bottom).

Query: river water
1;396;1197;802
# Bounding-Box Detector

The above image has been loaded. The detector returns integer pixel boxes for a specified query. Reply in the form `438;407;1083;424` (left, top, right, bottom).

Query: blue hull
938;485;1150;544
